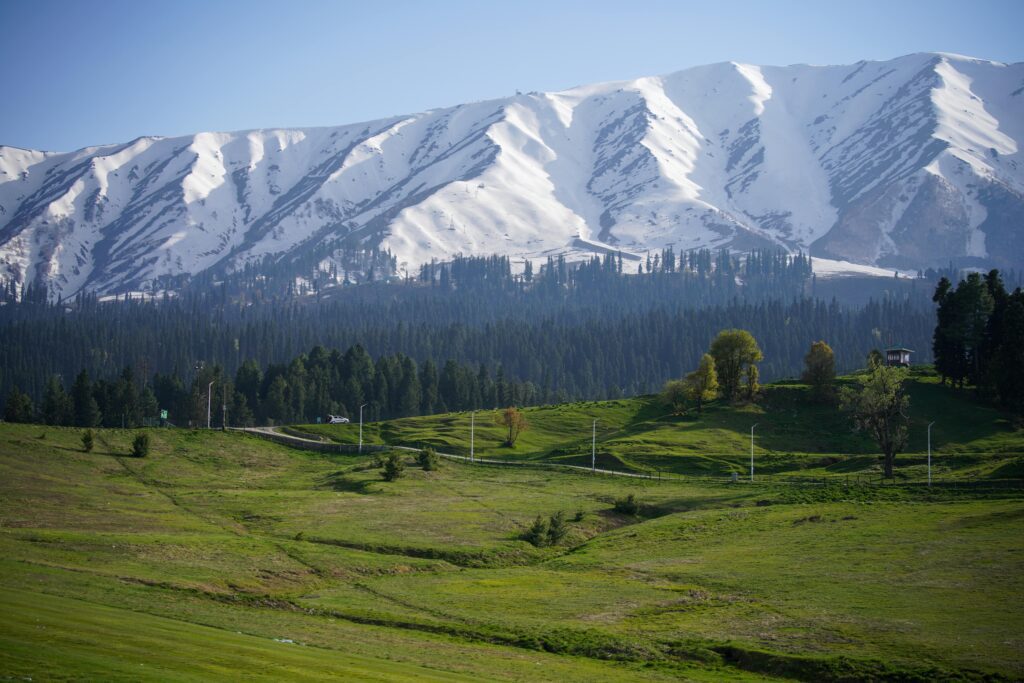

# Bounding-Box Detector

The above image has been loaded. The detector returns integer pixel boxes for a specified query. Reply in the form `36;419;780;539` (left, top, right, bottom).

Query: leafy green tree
131;433;150;458
684;353;718;413
745;364;760;401
802;341;836;403
867;349;884;370
71;371;101;427
418;446;439;471
840;365;910;478
381;452;405;481
41;375;72;425
661;379;688;415
496;406;528;446
709;329;763;401
81;429;94;452
3;387;35;423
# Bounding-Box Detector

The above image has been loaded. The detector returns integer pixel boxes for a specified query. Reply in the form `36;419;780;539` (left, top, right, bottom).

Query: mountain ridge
2;52;1022;296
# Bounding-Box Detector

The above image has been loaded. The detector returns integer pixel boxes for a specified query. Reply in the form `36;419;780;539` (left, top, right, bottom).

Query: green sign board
160;410;168;420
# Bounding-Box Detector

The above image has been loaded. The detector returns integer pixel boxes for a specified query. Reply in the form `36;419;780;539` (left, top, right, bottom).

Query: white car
328;415;350;424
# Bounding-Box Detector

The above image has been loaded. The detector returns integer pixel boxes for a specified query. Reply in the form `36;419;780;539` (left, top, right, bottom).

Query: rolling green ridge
1;375;1022;680
302;369;1024;481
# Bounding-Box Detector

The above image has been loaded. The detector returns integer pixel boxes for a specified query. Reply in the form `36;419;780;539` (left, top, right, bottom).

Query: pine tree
117;366;141;427
139;386;159;422
41;375;72;425
3;387;35;423
131;433;150;458
994;295;1024;414
81;429;94;453
418;446;439;471
382;452;405;481
546;511;569;545
71;371;101;427
420;360;438;415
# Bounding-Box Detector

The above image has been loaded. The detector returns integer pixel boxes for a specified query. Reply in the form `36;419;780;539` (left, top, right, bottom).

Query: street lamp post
927;421;935;486
470;410;476;463
359;403;367;454
592;419;597;472
750;423;759;482
207;381;215;430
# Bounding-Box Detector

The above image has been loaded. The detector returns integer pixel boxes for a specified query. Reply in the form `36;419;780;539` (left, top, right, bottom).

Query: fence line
235;428;1024;489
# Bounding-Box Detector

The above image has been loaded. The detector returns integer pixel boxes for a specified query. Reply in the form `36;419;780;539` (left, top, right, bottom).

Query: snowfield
1;53;1022;296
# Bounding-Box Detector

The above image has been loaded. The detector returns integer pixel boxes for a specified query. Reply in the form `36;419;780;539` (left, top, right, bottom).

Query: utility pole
359;403;367;454
470;410;476;463
750;423;759;482
592;419;597;472
927;421;935;486
222;383;228;431
207;380;215;430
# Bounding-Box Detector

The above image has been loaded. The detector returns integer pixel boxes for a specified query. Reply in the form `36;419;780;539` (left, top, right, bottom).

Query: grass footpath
1;374;1022;681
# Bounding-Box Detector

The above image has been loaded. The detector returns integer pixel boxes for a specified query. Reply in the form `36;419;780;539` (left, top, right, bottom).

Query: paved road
234;426;674;481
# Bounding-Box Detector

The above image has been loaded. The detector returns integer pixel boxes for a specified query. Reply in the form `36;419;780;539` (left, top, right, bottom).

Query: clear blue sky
2;0;1022;152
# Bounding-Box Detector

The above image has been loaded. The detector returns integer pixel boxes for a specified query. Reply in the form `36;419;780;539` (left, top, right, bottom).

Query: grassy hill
1;412;1023;680
300;368;1024;481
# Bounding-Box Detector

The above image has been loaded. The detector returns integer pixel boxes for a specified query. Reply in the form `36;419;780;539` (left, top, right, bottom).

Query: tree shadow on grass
51;444;132;459
318;471;378;494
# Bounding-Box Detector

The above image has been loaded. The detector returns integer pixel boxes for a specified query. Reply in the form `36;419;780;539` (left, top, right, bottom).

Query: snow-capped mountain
2;53;1022;296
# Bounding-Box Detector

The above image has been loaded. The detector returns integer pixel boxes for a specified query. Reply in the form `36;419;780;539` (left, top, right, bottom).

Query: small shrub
523;515;550;547
81;429;94;453
613;493;640;515
418;446;439;471
131;433;150;458
573;508;585;522
382;452;405;481
547;511;569;545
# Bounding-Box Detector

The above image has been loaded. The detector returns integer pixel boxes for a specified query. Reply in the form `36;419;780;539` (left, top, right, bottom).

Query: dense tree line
3;345;542;427
932;270;1024;412
1;252;935;416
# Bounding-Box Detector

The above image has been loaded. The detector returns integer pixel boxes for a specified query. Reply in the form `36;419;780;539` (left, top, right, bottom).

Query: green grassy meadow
1;374;1022;680
302;369;1024;481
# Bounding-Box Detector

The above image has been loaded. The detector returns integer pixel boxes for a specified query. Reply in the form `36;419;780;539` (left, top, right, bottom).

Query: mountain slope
2;53;1022;296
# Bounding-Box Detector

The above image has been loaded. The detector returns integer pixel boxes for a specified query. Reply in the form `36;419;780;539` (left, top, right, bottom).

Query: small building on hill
885;347;912;367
